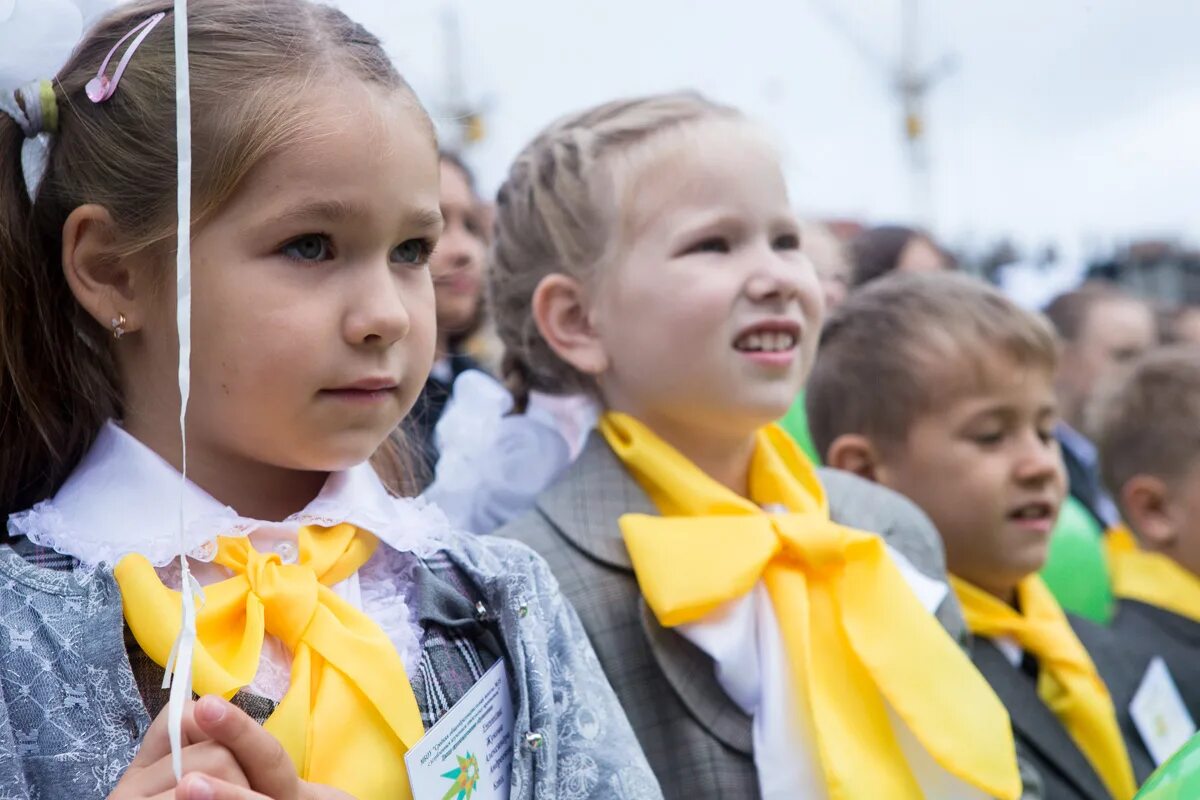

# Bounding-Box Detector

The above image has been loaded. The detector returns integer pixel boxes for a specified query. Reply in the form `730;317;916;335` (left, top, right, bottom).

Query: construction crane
809;0;957;225
438;2;488;152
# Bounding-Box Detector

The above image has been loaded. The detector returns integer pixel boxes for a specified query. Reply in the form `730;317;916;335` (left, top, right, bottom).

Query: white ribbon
0;86;51;199
164;0;196;781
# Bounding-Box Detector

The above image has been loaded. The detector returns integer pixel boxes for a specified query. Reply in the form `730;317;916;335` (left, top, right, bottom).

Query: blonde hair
808;273;1059;457
0;0;432;517
487;92;743;406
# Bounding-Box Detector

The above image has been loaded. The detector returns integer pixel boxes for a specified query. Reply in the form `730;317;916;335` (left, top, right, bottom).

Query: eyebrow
260;199;443;233
963;402;1059;422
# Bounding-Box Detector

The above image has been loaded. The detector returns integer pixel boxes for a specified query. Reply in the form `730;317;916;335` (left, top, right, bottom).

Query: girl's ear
61;204;158;336
531;273;609;376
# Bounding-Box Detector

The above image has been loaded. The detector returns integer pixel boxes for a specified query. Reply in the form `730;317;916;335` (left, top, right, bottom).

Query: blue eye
393;238;433;266
282;234;333;263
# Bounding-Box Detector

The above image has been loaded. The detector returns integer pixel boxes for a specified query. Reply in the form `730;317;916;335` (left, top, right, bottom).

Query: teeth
736;331;797;352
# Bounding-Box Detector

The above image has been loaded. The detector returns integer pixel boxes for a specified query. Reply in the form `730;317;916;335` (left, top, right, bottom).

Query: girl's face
430;160;486;347
126;82;441;486
589;125;824;443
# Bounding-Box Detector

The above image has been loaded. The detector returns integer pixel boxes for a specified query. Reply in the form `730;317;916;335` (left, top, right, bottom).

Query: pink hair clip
85;12;167;103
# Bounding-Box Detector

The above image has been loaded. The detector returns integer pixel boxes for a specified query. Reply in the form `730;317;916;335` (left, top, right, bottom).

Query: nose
342;258;414;348
437;228;473;269
433;222;483;275
1014;432;1064;487
744;244;807;303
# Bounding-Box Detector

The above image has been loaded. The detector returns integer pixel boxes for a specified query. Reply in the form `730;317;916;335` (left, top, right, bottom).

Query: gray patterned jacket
0;530;663;800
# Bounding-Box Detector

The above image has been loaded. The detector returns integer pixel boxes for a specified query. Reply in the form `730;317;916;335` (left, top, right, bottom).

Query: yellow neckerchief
115;523;423;799
952;574;1137;800
600;412;1020;800
1108;525;1200;624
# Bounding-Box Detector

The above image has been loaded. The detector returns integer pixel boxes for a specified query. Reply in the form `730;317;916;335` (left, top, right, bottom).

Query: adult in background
1044;284;1158;529
850;224;954;286
407;153;490;479
779;221;852;461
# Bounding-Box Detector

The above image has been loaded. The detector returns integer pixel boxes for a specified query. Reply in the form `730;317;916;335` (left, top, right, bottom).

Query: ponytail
0;89;120;528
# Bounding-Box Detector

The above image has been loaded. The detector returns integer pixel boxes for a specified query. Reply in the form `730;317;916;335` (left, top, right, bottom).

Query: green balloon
1040;495;1114;624
779;392;822;465
1135;733;1200;798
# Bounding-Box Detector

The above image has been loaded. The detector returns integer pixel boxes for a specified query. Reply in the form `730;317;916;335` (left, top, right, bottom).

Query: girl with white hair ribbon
0;2;660;798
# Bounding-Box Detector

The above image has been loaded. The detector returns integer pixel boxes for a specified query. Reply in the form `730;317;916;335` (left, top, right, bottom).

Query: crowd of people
1;2;1198;799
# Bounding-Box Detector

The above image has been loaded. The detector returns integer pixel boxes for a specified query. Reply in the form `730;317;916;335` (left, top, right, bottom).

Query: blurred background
333;0;1200;308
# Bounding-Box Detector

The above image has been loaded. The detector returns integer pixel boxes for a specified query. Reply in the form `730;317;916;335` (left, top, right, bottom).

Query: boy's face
875;353;1067;602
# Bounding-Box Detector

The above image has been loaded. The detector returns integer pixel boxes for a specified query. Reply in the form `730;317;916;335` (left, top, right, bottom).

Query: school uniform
956;578;1157;800
0;420;660;799
408;351;483;483
1107;530;1200;724
1112;601;1200;720
495;416;1026;800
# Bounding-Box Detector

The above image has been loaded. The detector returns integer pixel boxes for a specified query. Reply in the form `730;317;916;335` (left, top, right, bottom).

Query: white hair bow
0;0;118;198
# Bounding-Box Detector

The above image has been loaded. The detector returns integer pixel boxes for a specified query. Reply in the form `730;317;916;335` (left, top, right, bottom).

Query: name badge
406;659;515;800
1130;656;1197;766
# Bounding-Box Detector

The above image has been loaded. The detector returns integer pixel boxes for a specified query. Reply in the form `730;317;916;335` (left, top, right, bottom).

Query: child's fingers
113;741;253;797
174;774;272;800
192;695;299;798
130;700;214;767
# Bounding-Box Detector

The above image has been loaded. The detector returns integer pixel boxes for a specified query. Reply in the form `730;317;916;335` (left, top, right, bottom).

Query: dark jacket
969;616;1156;799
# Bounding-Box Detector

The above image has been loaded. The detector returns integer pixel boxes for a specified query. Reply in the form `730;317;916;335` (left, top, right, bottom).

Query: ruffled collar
8;420;449;567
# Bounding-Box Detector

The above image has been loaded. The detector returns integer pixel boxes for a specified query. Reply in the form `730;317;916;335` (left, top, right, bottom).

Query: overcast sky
7;1;1195;257
335;0;1200;260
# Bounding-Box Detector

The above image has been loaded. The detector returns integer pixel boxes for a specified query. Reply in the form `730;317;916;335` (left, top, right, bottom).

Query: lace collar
8;420;449;567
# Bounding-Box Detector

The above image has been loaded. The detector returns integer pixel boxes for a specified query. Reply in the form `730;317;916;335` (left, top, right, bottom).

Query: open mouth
734;330;798;353
1006;501;1055;530
732;320;802;356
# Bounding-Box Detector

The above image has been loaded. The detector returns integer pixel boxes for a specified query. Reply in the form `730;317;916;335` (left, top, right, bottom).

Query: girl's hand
109;697;251;798
110;695;306;799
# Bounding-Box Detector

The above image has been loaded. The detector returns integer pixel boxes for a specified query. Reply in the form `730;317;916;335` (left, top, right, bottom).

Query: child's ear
531;273;609;376
61;204;154;336
825;434;883;482
1121;475;1176;549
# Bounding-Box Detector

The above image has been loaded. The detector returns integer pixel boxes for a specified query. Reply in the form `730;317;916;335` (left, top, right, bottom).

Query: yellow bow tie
1108;525;1200;624
601;412;1021;800
953;575;1137;800
115;523;423;800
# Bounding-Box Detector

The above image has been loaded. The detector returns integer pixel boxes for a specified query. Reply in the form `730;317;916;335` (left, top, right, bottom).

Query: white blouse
7;420;454;701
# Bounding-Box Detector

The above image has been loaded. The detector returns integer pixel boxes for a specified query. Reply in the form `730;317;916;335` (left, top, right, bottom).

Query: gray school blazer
494;434;1014;800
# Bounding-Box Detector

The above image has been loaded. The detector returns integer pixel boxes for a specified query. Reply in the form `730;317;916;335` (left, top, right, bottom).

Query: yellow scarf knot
952;575;1137;800
774;513;849;574
601;412;1021;800
114;523;423;800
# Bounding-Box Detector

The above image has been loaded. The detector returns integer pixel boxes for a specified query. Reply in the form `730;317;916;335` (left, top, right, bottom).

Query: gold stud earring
110;312;127;340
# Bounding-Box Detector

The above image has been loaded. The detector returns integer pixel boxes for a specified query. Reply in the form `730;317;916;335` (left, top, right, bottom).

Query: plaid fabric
11;538;499;731
497;434;967;800
7;538;74;571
